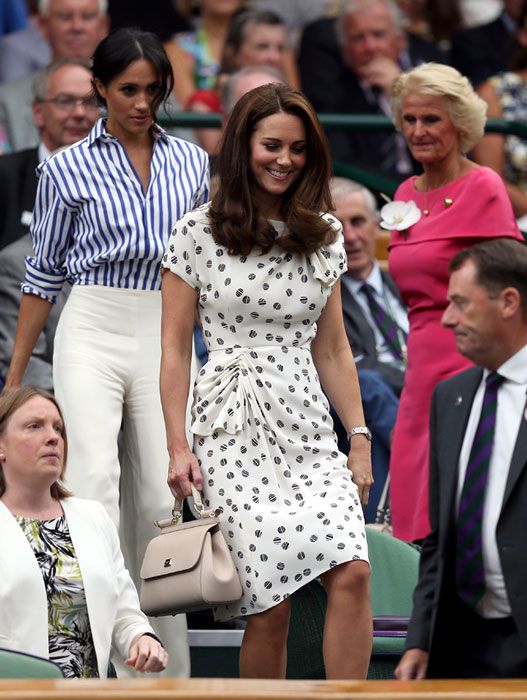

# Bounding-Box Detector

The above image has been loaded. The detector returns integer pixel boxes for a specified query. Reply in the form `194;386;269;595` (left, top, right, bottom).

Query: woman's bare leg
239;598;291;678
319;560;372;679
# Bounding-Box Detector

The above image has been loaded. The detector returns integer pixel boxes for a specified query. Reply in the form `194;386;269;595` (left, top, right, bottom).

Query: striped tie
360;282;406;361
456;371;505;608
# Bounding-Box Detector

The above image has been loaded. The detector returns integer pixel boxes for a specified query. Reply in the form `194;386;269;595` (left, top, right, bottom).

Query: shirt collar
87;117;170;147
486;344;527;385
345;260;382;295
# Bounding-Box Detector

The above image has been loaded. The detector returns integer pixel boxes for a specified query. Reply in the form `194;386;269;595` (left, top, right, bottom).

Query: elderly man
330;177;407;522
299;0;445;181
396;239;527;679
332;177;407;395
0;0;108;150
0;58;98;389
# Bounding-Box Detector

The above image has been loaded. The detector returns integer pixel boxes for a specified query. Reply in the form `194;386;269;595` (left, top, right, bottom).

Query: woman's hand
348;439;374;507
167;447;203;499
125;634;168;673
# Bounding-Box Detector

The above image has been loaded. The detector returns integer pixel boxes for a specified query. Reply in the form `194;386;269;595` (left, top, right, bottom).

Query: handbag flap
141;519;219;580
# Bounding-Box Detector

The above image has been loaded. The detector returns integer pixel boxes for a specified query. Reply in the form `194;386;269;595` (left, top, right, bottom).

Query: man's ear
37;14;49;41
500;286;521;319
32;100;45;130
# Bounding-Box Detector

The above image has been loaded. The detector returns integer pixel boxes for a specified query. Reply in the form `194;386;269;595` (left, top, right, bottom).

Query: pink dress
388;166;522;542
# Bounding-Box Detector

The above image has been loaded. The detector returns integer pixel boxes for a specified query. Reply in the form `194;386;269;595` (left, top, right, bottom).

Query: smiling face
335;190;377;280
95;58;161;141
442;260;507;369
401;92;460;166
249;111;306;218
0;396;65;494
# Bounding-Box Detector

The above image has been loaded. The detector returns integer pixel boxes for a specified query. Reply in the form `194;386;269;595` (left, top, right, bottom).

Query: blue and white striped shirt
23;118;209;302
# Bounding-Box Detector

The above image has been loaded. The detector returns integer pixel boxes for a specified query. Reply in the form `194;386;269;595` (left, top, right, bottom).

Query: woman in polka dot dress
160;83;373;679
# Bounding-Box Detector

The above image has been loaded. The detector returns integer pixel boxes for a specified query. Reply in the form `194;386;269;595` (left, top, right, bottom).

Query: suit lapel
440;368;483;520
502;396;527;507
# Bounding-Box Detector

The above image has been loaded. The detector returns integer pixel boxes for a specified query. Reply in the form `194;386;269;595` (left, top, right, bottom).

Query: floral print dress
16;515;99;678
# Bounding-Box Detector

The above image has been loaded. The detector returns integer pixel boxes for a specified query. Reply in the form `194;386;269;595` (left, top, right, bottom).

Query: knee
325;560;371;600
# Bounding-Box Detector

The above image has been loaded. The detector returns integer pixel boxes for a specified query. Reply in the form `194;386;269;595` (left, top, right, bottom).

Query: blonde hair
391;63;487;153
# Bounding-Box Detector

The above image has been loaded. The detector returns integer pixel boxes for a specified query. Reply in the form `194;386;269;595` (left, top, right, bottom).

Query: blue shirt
0;0;26;36
23;119;209;303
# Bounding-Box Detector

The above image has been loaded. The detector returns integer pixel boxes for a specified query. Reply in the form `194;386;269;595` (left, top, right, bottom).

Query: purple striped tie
360;282;406;361
455;371;505;608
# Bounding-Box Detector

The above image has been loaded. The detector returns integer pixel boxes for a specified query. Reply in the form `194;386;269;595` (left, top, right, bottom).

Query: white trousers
53;285;192;678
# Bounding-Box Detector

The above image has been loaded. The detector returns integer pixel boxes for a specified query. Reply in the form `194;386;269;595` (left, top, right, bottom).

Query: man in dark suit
299;0;447;181
330;176;407;522
0;58;98;388
396;238;527;679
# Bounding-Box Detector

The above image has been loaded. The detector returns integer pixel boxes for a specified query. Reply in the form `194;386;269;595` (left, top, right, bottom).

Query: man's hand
358;56;402;95
395;648;429;680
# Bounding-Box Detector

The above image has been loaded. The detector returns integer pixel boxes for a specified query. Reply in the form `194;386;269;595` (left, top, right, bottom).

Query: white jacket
0;497;155;677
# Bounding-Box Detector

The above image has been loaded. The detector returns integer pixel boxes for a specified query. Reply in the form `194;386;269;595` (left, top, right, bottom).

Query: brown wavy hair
0;387;71;500
209;83;335;255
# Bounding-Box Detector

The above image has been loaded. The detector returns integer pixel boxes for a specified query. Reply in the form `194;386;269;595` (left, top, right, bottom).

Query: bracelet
346;426;372;442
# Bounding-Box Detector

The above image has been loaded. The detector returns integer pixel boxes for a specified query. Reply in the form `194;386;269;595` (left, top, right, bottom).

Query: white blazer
0;497;155;678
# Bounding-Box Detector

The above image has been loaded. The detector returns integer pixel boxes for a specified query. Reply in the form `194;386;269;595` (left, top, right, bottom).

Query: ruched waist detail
191;345;310;436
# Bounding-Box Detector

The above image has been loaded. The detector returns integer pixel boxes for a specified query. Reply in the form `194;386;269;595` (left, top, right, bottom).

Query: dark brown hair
0;387;71;499
449;238;527;315
209;83;335;256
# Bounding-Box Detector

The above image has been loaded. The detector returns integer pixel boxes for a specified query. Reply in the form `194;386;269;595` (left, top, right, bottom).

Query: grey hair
221;65;288;114
33;57;92;102
330;177;379;217
391;62;488;153
39;0;108;15
336;0;406;46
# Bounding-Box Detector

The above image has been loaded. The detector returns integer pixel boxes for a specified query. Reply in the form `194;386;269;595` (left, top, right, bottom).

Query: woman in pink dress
385;63;523;542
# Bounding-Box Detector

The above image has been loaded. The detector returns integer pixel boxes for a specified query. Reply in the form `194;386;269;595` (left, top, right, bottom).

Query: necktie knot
485;371;505;392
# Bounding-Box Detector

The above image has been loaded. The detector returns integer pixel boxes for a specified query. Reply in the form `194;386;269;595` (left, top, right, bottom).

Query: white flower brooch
379;200;421;231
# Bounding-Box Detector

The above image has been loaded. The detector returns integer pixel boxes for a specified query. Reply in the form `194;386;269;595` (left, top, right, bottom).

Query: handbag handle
155;484;220;529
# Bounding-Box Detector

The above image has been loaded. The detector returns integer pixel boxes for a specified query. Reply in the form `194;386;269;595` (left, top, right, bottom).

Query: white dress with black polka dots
162;203;368;621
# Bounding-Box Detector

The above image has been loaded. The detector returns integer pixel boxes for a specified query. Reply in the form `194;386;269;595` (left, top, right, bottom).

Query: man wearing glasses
0;58;99;389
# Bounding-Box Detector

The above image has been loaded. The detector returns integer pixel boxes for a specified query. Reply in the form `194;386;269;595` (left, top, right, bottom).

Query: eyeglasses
40;94;100;113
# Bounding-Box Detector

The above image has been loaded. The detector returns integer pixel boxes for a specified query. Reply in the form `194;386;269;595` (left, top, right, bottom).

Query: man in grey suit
0;58;99;389
0;0;108;151
396;238;527;679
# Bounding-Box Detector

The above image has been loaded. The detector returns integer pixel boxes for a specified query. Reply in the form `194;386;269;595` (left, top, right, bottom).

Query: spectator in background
0;0;51;84
330;176;405;522
166;0;245;110
299;0;447;182
473;0;527;221
386;63;522;543
332;176;407;396
249;0;340;49
451;0;522;88
0;0;108;151
187;9;296;154
396;240;527;679
0;0;27;36
0;58;98;391
0;386;167;678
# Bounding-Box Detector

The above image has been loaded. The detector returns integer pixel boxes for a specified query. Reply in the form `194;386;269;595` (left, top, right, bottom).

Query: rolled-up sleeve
22;170;74;304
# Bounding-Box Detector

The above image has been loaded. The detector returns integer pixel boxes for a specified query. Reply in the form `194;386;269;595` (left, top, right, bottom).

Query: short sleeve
308;214;346;288
161;205;209;289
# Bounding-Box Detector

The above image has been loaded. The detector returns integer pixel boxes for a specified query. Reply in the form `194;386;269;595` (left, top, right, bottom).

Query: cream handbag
139;485;242;616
